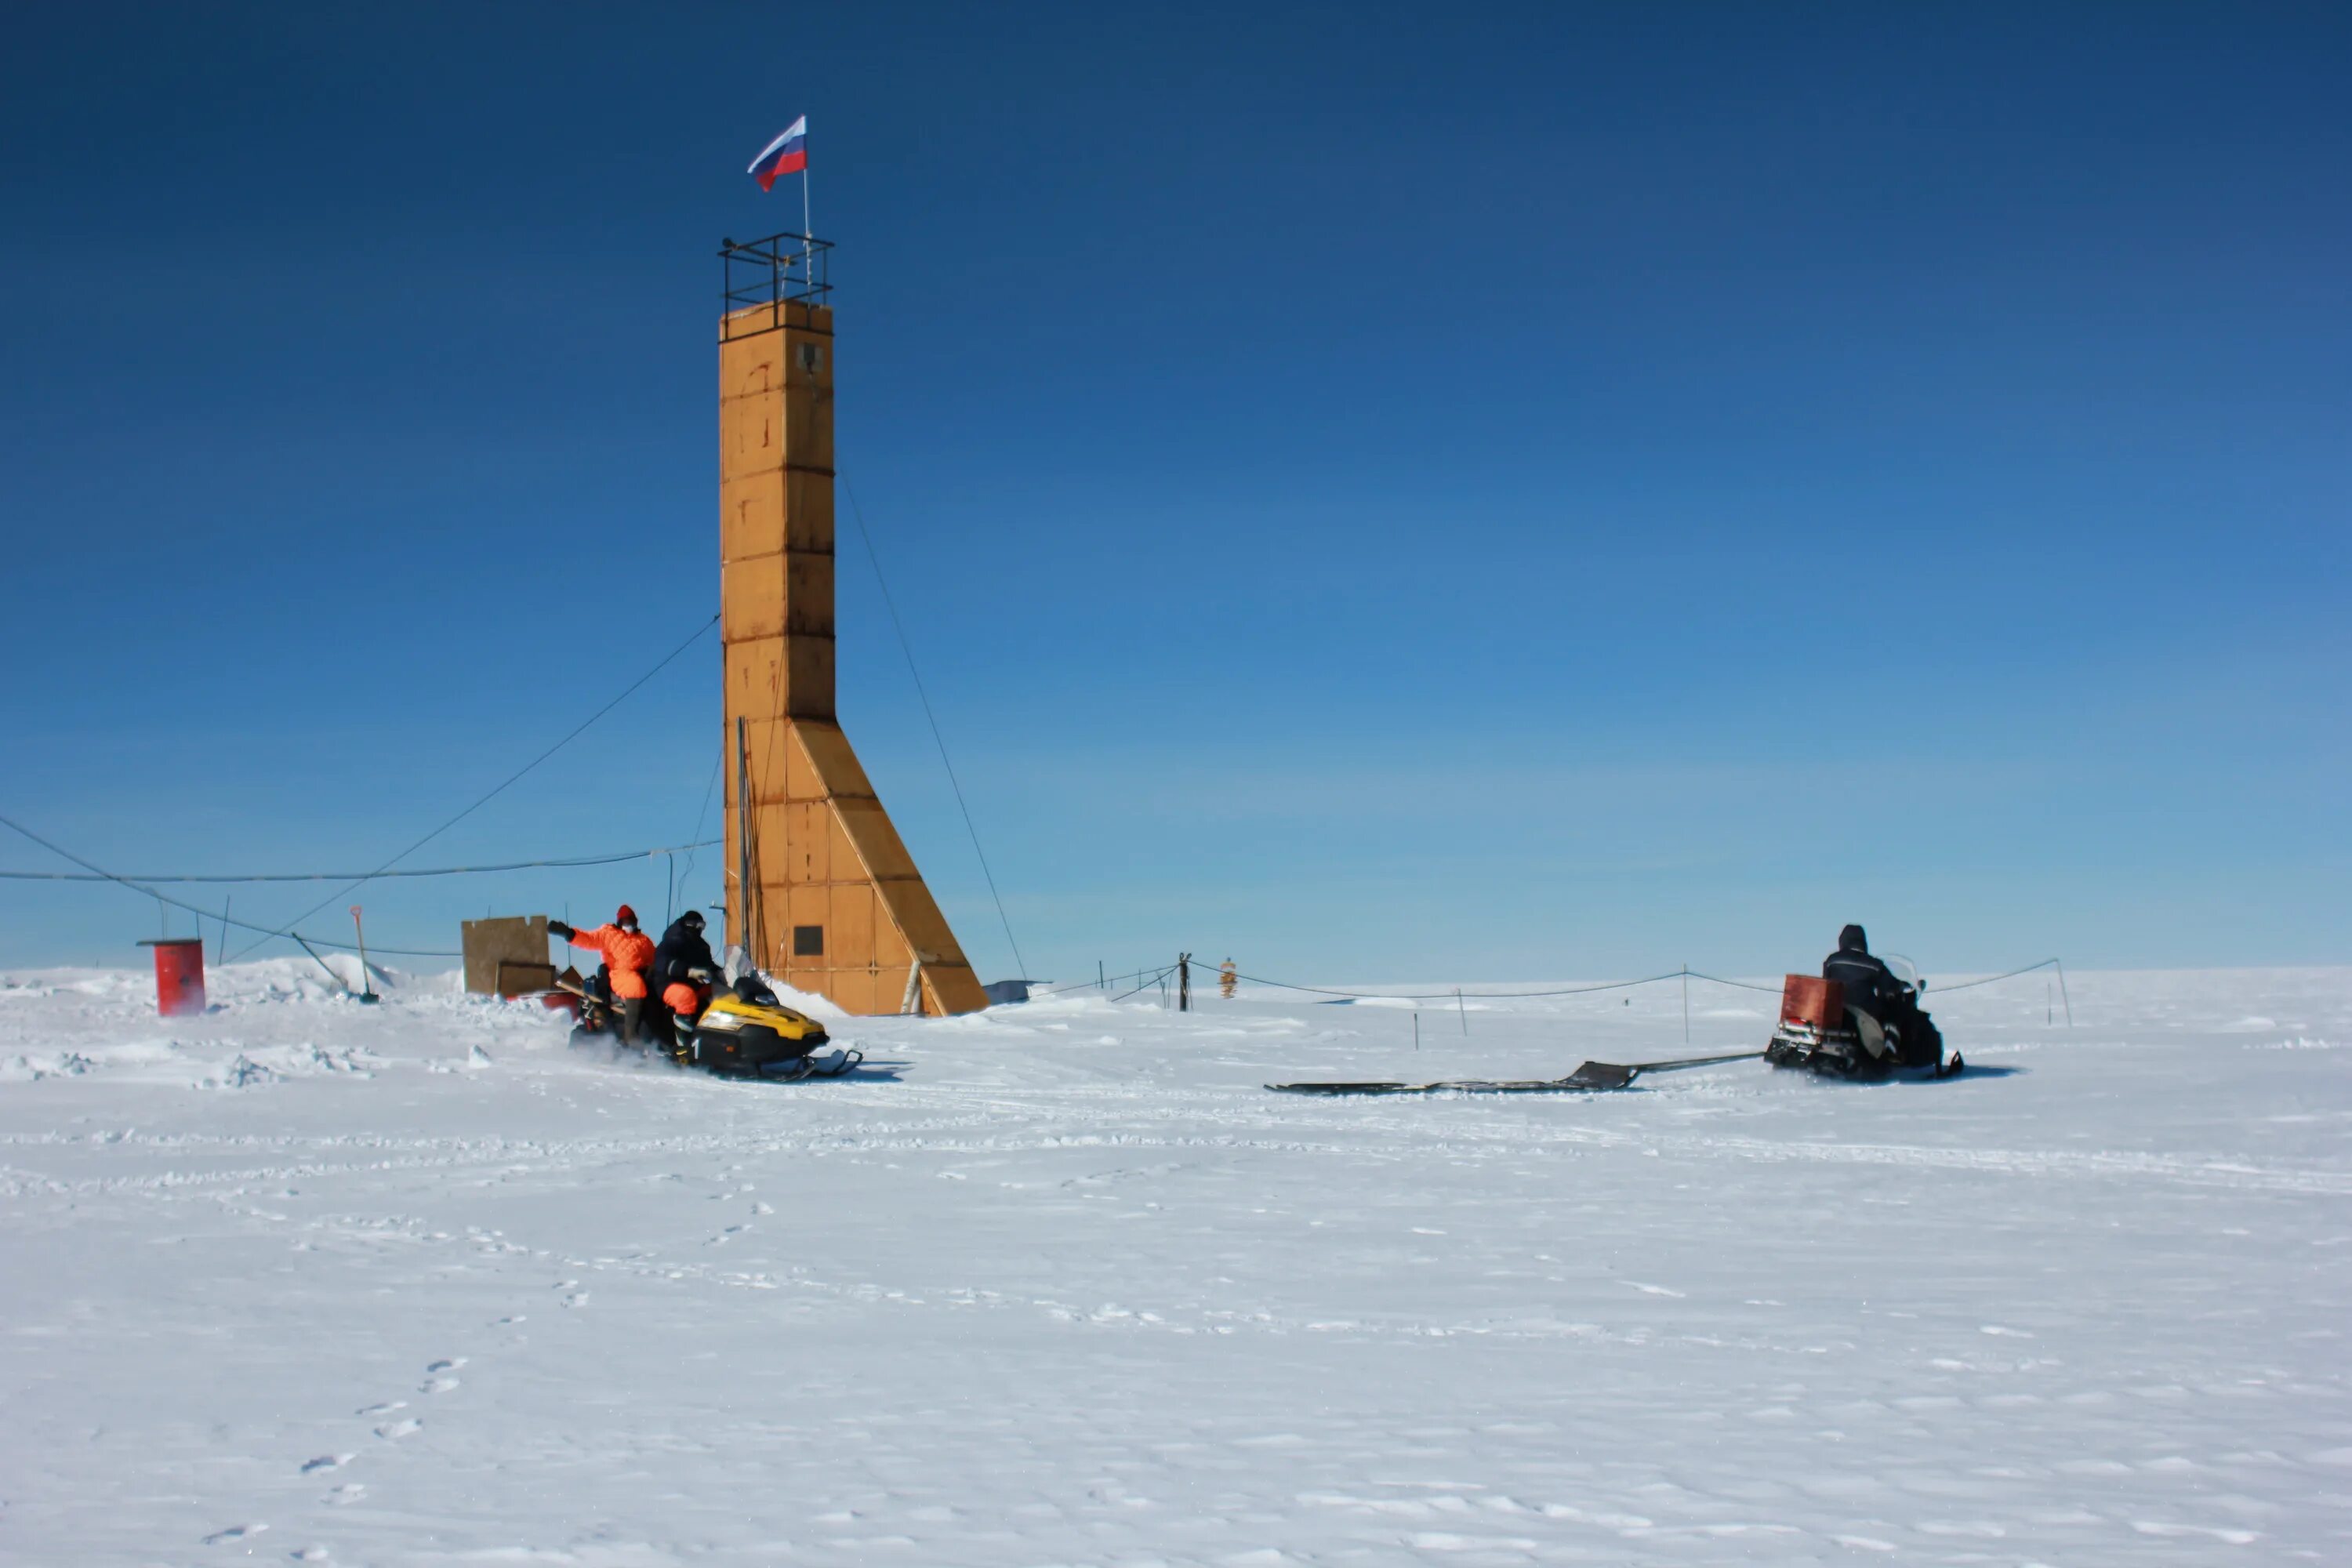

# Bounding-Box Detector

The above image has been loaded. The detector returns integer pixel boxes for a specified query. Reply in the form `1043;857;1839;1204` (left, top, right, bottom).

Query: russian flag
748;117;808;191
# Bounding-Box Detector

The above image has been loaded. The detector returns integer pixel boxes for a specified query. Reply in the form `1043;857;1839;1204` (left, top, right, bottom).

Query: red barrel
140;938;208;1018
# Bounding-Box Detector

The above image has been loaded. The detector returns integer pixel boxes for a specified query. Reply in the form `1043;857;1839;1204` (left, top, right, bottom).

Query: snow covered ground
2;958;2347;1566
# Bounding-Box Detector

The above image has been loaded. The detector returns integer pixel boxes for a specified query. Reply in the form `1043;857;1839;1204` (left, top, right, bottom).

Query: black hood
1838;924;1869;953
652;916;720;989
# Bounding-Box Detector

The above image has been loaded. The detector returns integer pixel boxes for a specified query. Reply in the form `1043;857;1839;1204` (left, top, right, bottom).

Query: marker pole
350;906;380;1004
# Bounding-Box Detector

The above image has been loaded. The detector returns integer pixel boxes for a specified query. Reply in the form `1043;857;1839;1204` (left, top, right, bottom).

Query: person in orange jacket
549;905;657;1045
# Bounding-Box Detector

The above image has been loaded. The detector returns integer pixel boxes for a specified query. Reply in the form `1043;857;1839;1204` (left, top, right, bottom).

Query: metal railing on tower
718;230;833;339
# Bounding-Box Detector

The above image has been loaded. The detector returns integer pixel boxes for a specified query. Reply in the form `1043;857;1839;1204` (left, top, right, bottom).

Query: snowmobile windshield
1882;954;1923;993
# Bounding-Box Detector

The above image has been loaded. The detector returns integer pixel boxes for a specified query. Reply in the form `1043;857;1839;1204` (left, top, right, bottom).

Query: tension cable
228;612;719;961
841;477;1029;982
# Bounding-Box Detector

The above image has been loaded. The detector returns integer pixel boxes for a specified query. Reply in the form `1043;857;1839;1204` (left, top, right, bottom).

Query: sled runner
1268;1051;1763;1096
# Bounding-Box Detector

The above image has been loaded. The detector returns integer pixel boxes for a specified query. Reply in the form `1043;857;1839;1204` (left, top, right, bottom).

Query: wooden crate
1780;974;1846;1028
461;916;551;996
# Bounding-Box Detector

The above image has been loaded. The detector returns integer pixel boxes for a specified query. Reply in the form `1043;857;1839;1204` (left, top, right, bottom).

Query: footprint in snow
324;1484;365;1507
202;1523;267;1546
299;1454;351;1474
421;1356;466;1392
355;1401;404;1417
373;1417;423;1440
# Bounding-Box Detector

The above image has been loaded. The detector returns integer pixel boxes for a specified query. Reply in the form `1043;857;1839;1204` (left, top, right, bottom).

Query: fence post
1178;953;1191;1011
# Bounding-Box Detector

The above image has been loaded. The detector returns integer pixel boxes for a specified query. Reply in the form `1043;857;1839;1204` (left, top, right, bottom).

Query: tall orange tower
717;234;987;1015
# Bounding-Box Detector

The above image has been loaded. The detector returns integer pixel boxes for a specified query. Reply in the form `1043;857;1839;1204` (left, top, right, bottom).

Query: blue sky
2;3;2344;980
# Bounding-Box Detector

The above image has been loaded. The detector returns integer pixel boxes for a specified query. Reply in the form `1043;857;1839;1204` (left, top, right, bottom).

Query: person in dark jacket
1824;924;1898;1015
1823;924;1943;1068
651;910;722;1058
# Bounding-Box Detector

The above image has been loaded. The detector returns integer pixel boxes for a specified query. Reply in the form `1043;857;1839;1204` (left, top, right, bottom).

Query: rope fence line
1682;969;1785;995
0;841;720;884
0;790;2082;1021
1107;964;1181;1004
1203;959;2060;1004
1927;956;2064;993
1031;964;1183;996
1033;955;2073;1022
5;759;2081;1006
1199;966;1697;1003
0;810;459;962
1932;956;2071;1025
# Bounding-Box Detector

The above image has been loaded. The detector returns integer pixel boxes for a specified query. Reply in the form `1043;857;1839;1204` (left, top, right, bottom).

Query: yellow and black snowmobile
557;968;859;1080
679;975;862;1080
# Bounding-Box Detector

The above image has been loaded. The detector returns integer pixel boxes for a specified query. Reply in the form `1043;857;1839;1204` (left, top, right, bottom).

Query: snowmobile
1764;960;1962;1078
681;974;862;1080
556;968;860;1080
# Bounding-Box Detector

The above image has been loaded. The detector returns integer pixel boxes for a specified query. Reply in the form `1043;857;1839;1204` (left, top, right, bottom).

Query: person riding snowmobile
550;906;656;1046
652;910;722;1058
1823;924;1944;1069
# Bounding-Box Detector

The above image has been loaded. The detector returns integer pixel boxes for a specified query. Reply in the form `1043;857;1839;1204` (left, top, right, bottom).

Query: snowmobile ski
760;1046;864;1082
1267;1050;1762;1096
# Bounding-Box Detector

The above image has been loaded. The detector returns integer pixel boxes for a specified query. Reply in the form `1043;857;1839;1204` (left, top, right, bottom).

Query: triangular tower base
729;714;987;1016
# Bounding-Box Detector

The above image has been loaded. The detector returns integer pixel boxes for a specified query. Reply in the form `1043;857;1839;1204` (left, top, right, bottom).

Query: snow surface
2;959;2347;1565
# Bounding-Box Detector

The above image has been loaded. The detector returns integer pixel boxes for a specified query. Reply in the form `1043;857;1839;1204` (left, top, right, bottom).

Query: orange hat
616;904;637;925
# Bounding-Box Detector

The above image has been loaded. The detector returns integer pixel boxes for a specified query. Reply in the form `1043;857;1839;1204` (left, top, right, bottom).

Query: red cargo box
1780;974;1845;1028
139;938;207;1018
